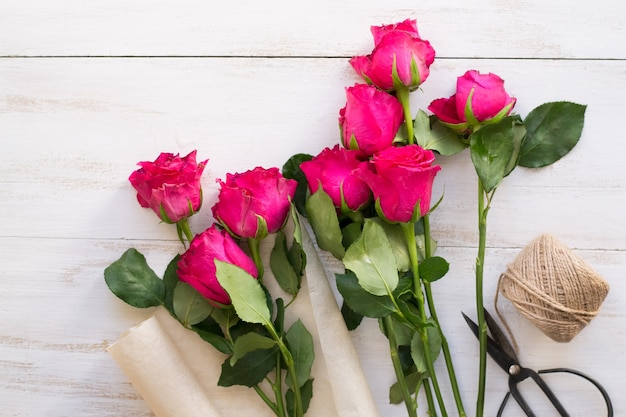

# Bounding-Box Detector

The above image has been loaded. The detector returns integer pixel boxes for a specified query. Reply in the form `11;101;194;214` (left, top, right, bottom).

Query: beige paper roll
107;314;222;417
108;219;379;417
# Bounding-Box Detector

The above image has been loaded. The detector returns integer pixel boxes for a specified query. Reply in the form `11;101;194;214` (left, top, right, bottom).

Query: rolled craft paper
107;220;379;417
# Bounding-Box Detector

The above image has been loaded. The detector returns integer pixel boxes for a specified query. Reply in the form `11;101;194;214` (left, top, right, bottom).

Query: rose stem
422;214;467;417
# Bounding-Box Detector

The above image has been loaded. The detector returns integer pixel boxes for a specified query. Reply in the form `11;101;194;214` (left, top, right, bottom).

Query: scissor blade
484;309;519;364
461;311;518;373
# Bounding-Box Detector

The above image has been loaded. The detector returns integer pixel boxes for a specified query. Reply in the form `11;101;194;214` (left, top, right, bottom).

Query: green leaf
230;333;276;365
371;218;410;272
341;221;362;249
172;281;214;326
418;256;450;283
336;271;396;318
340;300;364;330
162;254;180;314
389;371;424;404
518;101;586;168
343;219;398;296
469;116;519;193
215;261;271;325
305;187;345;259
282;153;313;216
414;110;467;156
287;378;314;415
285;320;315;388
104;248;165;308
218;346;279;387
410;323;442;375
270;231;301;296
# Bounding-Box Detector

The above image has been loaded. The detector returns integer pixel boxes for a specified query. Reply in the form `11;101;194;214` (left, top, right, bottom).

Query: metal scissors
462;309;613;417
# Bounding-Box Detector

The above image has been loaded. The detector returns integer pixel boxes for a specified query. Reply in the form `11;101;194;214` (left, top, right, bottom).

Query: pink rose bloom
428;70;516;132
212;167;297;239
339;84;404;156
177;225;258;306
357;145;441;223
129;150;207;223
350;19;435;91
300;145;371;212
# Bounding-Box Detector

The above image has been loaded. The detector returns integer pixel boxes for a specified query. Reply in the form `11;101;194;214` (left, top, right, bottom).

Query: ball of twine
498;234;609;342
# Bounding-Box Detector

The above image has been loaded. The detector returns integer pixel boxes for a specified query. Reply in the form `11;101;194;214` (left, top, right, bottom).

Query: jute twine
497;234;609;343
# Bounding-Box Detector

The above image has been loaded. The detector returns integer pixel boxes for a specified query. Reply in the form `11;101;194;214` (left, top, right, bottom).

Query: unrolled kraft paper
107;226;380;417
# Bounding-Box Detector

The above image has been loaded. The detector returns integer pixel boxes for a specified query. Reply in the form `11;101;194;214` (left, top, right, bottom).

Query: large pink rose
212;167;297;239
129;150;207;223
350;19;435;91
357;145;441;223
339;84;404;156
300;145;371;212
428;70;516;132
177;225;258;306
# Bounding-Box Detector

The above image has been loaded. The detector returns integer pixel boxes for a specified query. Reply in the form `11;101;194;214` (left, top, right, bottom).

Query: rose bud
350;19;435;91
129;150;207;223
339;84;404;156
428;70;517;133
357;145;441;223
177;225;258;306
212;167;297;239
300;145;371;212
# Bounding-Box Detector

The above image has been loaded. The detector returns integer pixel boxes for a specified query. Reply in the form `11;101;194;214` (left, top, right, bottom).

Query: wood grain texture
1;0;625;58
1;1;624;416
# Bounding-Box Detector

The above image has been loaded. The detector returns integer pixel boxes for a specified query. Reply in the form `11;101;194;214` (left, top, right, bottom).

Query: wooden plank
0;0;624;59
2;58;625;251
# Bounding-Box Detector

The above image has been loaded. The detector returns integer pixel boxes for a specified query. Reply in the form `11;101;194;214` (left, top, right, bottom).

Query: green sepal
104;248;165;308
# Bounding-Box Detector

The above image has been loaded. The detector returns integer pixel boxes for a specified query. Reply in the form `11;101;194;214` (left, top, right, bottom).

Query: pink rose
129;150;207;223
212;167;297;239
357;145;441;223
177;225;258;306
300;145;371;212
350;19;435;91
339;84;404;156
428;70;516;132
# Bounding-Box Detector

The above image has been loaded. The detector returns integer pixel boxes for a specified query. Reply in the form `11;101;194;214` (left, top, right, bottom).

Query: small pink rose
212;167;297;239
339;84;404;156
350;19;435;91
428;70;516;132
129;150;207;223
357;145;441;223
300;145;371;212
177;225;258;306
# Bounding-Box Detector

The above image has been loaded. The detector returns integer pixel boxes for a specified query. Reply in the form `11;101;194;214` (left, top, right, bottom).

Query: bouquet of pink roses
105;151;316;417
283;18;585;417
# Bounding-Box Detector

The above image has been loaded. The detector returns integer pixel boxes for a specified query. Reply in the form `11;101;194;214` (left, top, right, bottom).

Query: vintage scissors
462;309;613;417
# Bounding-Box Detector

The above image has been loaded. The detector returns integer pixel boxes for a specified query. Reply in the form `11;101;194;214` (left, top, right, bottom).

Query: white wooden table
1;1;624;416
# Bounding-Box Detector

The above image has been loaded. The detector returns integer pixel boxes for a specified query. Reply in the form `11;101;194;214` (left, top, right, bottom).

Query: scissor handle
497;367;613;417
508;367;570;417
539;368;614;417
